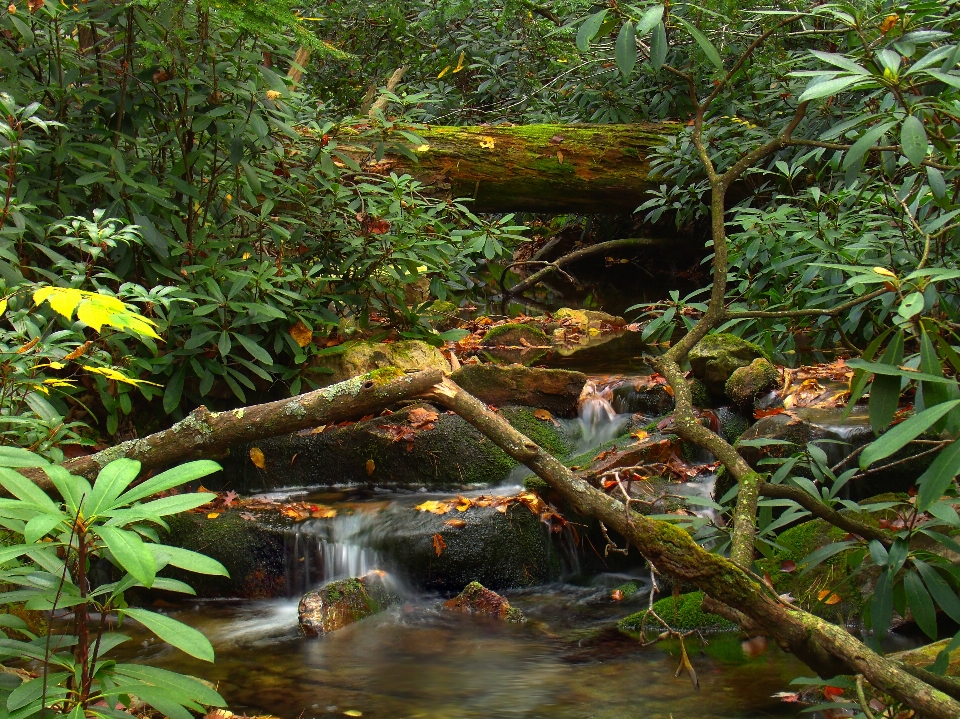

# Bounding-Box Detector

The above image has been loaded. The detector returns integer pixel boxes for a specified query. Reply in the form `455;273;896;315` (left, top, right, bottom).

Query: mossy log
347;123;678;213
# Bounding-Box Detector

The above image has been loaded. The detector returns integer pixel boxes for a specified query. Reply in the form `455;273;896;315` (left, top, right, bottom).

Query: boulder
689;333;767;397
306;340;449;386
480;323;549;347
214;402;577;493
553;308;625;332
298;571;399;635
611;378;675;415
451;365;587;417
444;581;525;622
716;406;751;444
725;358;780;408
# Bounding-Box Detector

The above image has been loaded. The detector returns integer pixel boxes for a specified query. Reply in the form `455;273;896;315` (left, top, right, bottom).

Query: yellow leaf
872;267;896;278
266;90;281;100
366;458;375;476
250;447;266;469
343;712;362;717
437;65;451;79
452;51;465;73
85;366;161;387
0;298;7;317
880;13;899;33
631;430;649;441
416;144;430;153
479;136;495;149
288;321;313;348
533;409;552;421
207;512;220;519
415;500;450;514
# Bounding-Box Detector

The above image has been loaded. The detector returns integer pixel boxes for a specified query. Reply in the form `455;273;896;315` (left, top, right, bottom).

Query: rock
215;402;577;493
689;333;767;397
554;308;625;332
480;323;549;347
306;340;449;386
427;300;461;331
611;378;675;415
725;358;780;408
716;406;751;444
891;638;960;678
161;509;292;599
618;591;736;633
451;365;587;417
298;572;398;635
444;581;525;622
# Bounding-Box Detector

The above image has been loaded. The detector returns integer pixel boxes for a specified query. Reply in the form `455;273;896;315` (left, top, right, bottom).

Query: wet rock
451;365;586;417
716;406;751;444
480;323;549;347
427;300;461;332
444;581;525;622
611;378;675;415
618;591;736;633
306;340;449;386
298;572;399;634
161;509;292;599
689;333;768;397
725;358;780;408
554;308;625;332
215;402;576;493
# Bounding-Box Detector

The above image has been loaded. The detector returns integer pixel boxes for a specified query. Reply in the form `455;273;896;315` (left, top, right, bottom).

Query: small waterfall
573;380;628;450
285;513;382;596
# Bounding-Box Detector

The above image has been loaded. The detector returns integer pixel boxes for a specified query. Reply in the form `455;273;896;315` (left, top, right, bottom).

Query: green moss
725;358;780;406
481;323;549;346
523;475;550;494
689;379;710;408
619;591;736;633
500;406;574;457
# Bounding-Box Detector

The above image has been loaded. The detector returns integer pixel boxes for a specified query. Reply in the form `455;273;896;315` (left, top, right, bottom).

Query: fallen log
344;123;678;213
35;368;443;487
423;376;960;719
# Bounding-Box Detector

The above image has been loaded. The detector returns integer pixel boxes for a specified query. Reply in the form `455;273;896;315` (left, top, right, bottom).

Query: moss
429;300;458;314
500;406;575;457
554;308;589;331
725;358;780;407
523;475;550;494
688;379;710;409
481;323;549;346
613;581;642;599
619;591;736;633
689;333;768;397
717;407;750;445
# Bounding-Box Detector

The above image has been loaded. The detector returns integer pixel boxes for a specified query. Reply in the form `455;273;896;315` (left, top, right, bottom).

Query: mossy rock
725;358;780;408
451;364;586;417
215;402;577;493
160;510;292;599
611;380;675;415
427;300;461;331
689;333;768;397
480;323;549;347
298;572;399;634
689;378;711;409
619;591;736;633
306;340;449;386
554;308;625;331
444;581;525;622
717;407;751;445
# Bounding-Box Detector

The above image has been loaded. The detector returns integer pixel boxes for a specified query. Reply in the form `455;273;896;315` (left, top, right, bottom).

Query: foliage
0;448;228;718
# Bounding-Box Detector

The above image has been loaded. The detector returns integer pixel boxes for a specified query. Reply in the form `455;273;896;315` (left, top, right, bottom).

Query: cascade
285;512;383;596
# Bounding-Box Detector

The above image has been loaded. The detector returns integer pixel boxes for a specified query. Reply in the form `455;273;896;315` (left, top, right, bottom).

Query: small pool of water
115;584;807;719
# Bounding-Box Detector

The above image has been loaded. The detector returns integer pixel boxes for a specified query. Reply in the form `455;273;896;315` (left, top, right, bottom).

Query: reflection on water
114;585;806;719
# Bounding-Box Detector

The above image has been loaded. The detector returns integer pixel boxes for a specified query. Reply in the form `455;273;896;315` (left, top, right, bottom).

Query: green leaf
847;359;957;385
94;526;156;587
0;468;59;513
106;493;216;524
871;569;893;638
649;21;667;70
0;448;49;469
799;540;856;576
163;367;186;415
904;569;938;639
114;664;226;707
898;291;925;319
233;333;274;366
842;121;896;171
24;514;64;545
915;559;960;624
87;459;142;517
636;5;665;35
868;374;902;435
799;74;866;102
576;10;608;52
674;16;723;70
615;22;638;78
115;460;221;508
121;608;215;662
916;439;960;511
149;545;229;577
6;674;68;711
808;50;870;75
927;166;948;199
106;684;197;719
901;114;928;167
860;400;960;469
45;464;91;518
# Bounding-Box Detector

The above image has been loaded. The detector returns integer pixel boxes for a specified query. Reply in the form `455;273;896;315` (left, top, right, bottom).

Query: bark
340;123;678;213
30;368;443;487
287;46;311;85
424;376;960;719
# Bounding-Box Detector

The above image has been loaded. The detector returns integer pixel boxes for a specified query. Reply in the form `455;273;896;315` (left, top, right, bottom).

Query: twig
856;675;878;719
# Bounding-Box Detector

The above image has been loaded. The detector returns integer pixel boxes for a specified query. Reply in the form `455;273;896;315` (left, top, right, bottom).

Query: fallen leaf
221;490;239;507
611;589;624;601
549;134;564;145
557;150;563;164
416;500;451;514
444;518;466;528
239;512;256;521
479;136;496;149
365;459;375;476
408;407;439;428
432;533;446;556
823;686;844;701
533;409;552;421
631;430;648;441
344;712;362;718
207;513;220;519
288;321;313;348
818;589;842;605
249;447;265;469
780;560;796;573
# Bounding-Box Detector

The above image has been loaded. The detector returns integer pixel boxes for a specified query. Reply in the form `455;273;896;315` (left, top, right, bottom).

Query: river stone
444;581;524;622
480;323;549;347
611;379;675;415
451;365;586;417
724;358;780;408
298;572;398;635
306;340;449;386
554;308;625;332
689;333;767;397
214;402;576;493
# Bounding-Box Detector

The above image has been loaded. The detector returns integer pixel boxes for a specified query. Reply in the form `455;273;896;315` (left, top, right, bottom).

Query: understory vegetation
2;0;960;717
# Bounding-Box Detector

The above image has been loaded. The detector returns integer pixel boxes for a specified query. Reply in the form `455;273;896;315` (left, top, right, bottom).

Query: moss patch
619;591;736;633
481;323;549;346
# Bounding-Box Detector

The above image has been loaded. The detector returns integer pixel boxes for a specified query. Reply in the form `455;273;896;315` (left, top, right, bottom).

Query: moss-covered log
349;123;678;213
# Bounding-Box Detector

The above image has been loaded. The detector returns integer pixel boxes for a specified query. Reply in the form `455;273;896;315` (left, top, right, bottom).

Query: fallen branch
31;368;443;487
503;237;663;296
424;376;960;719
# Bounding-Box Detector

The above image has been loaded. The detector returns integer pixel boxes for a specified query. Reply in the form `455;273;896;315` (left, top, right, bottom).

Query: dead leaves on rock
415;491;568;532
249;447;266;469
382;407;440;451
432;533;446;556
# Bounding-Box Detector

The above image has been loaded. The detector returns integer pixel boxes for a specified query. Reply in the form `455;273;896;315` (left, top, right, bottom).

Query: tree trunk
344;123;678;213
423;376;960;719
32;368;443;487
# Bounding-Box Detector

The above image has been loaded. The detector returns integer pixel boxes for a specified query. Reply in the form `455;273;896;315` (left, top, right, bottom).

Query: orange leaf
249;447;265;469
533;409;552;421
207;512;220;519
432;533;446;556
880;13;898;33
64;341;93;361
443;518;466;528
817;589;842;605
823;686;844;701
288;321;313;348
365;459;375;476
16;337;39;354
611;589;624;601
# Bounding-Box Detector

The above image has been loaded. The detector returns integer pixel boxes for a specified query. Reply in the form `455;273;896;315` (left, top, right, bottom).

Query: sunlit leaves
32;287;160;339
